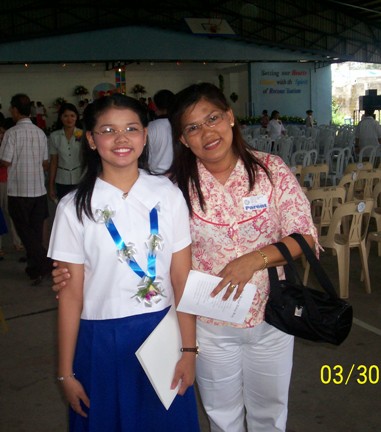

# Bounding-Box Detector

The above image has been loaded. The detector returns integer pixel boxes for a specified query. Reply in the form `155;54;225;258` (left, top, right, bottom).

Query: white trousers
196;320;294;432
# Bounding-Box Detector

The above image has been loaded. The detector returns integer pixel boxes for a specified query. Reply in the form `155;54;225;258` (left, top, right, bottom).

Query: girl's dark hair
55;103;81;129
168;82;271;214
75;93;150;222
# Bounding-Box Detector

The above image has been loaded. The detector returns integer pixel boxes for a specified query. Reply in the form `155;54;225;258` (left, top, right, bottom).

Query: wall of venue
0;25;332;128
249;63;332;125
0;62;249;128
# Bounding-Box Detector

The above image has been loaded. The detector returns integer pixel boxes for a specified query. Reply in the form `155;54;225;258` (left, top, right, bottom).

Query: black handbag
264;233;353;345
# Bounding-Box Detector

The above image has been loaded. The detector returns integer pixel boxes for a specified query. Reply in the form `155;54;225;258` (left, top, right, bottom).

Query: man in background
0;93;51;285
147;89;175;174
354;108;381;155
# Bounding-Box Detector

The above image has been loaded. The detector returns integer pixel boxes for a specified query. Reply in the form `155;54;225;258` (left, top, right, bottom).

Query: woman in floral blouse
168;83;318;432
48;103;83;201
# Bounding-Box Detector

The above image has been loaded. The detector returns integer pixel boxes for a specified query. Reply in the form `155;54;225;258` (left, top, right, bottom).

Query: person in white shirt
267;110;286;141
147;89;175;174
355;109;381;154
0;93;50;284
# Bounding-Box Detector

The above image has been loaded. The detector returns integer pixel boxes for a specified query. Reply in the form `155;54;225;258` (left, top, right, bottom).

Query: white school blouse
48;170;191;320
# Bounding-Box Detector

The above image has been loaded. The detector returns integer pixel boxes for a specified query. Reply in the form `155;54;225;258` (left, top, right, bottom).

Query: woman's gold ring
229;284;237;290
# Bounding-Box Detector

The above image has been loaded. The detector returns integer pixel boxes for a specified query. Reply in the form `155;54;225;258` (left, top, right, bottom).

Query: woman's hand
171;353;196;396
212;252;259;301
60;377;90;418
52;262;71;296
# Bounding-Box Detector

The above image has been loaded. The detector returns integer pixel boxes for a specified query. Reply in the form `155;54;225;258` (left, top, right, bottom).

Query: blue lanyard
105;207;159;281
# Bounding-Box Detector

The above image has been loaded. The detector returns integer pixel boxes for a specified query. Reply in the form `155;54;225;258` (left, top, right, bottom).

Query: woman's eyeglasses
182;112;225;137
93;126;144;137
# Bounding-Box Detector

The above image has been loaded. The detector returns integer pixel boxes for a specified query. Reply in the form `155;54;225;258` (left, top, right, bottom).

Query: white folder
135;306;182;410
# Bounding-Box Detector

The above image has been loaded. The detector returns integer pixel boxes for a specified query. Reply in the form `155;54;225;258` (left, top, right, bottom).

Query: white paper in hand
177;270;257;323
135;306;182;410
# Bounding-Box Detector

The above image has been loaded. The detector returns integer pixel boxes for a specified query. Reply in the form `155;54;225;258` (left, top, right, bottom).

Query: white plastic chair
325;147;346;185
358;145;377;167
306;186;346;235
319;199;374;298
369;182;381;256
354;169;381;200
290;150;311;167
273;137;293;165
300;163;328;189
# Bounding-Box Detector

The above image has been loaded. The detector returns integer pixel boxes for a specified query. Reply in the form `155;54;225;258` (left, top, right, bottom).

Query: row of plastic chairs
303;169;381;298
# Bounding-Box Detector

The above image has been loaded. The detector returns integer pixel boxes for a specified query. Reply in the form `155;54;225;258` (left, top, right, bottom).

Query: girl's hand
60;378;90;418
171;353;196;396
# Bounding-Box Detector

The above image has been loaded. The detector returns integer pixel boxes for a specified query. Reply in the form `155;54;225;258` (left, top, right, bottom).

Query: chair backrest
337;172;357;201
325;199;374;248
306;149;318;165
318;134;335;158
274;137;293;165
344;161;373;175
289;165;303;184
300;163;329;189
290;150;311;167
306;186;347;232
325;147;347;183
255;136;272;153
358;145;377;166
372;181;381;208
355;169;381;199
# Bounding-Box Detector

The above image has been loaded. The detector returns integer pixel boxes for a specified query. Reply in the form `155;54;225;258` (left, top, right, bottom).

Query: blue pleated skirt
69;307;200;432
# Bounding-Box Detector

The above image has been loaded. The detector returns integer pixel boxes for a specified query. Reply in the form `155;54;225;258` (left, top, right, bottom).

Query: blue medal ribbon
104;206;159;281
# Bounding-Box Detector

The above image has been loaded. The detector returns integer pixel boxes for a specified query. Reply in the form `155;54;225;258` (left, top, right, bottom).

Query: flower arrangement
74;85;89;96
74;129;83;141
53;97;67;109
130;84;146;98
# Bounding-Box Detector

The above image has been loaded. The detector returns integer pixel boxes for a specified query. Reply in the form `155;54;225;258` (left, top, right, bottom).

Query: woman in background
48;103;83;201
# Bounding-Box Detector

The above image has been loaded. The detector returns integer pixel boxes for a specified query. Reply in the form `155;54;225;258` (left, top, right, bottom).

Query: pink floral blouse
189;151;318;328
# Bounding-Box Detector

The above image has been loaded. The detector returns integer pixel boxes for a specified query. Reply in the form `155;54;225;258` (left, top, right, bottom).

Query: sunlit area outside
332;62;381;125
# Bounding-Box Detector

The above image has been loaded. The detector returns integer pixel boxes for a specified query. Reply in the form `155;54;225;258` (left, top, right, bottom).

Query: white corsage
95;205;115;224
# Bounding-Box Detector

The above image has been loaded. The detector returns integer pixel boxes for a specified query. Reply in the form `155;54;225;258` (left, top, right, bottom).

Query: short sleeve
47;194;85;263
48;132;59;156
169;184;191;253
0;131;14;162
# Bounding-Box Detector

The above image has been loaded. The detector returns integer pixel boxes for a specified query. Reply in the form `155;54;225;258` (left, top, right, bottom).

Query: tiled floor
1;231;380;432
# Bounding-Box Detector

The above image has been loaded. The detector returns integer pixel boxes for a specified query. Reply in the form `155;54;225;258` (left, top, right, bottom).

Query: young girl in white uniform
48;94;200;431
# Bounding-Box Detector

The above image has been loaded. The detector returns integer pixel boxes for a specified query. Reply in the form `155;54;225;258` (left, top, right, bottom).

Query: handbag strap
289;233;338;299
267;234;338;300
